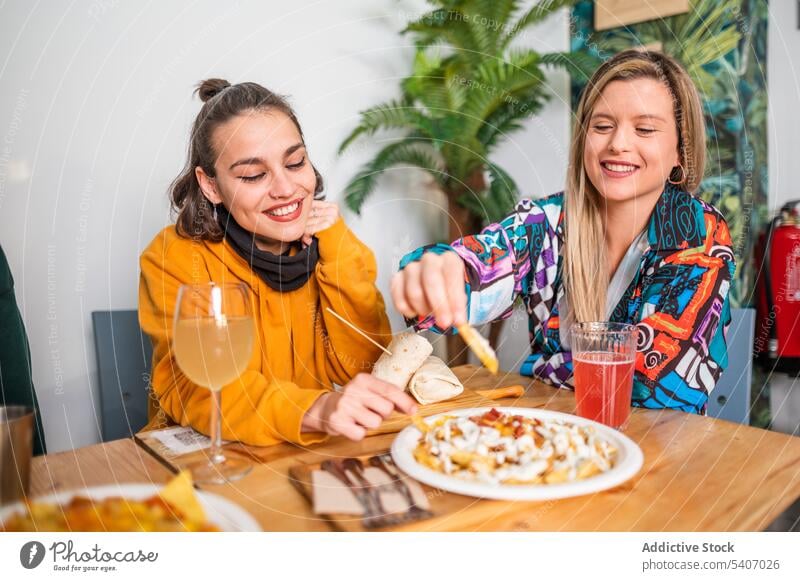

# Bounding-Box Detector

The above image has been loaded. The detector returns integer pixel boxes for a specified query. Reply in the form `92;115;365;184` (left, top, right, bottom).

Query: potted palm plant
340;0;596;363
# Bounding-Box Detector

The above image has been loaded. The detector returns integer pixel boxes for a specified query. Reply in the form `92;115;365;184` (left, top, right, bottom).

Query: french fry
411;414;430;434
413;447;442;470
576;460;601;480
449;451;475;467
544;467;569;484
456;323;499;374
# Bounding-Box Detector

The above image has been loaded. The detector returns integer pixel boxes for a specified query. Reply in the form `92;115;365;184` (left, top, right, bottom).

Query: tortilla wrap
408;356;464;405
371;332;433;389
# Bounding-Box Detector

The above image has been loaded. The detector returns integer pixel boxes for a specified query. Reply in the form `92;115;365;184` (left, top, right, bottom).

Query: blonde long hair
564;49;706;323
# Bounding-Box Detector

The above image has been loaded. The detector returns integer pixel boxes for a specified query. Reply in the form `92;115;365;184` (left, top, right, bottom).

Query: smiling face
583;77;681;208
195;109;317;254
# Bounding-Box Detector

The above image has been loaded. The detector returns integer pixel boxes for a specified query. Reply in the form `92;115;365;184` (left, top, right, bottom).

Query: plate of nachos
0;471;260;532
390;407;643;500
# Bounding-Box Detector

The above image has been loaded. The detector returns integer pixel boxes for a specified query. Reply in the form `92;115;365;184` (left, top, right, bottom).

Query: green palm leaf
338;100;434;154
457;163;519;223
539;50;602;83
458;50;546;135
343;140;446;214
478;91;548;150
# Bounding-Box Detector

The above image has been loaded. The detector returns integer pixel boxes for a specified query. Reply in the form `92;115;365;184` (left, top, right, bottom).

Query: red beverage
573;351;635;429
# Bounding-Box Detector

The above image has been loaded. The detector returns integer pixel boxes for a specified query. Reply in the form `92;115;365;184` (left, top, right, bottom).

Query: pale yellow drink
173;316;254;390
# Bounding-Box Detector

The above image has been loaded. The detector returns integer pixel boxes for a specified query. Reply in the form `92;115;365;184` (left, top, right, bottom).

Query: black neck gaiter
216;204;319;292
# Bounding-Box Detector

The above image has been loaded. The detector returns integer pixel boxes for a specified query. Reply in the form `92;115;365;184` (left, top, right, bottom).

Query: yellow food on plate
1;471;219;532
413;408;617;486
157;470;207;524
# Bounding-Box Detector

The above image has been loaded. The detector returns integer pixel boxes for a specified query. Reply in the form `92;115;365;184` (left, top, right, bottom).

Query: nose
269;167;295;199
607;127;630;154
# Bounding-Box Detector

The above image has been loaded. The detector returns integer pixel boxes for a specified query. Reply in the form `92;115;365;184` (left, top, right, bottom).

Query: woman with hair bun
139;79;416;447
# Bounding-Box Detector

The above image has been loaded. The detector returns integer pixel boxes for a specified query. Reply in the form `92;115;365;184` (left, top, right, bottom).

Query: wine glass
173;282;254;484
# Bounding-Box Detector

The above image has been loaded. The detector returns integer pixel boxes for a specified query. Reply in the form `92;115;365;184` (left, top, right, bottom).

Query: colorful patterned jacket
400;184;736;414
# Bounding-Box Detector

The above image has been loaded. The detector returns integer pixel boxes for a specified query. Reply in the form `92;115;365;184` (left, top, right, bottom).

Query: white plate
391;407;644;501
0;483;261;532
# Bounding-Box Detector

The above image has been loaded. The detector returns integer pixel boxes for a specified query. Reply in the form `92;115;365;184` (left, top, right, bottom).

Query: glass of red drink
571;322;637;430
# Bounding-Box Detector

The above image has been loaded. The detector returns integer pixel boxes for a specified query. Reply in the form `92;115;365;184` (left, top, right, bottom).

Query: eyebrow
590;112;667;122
228;142;306;170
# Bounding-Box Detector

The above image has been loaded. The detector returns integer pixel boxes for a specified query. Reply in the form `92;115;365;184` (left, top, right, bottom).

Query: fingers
326;409;367;441
365;377;419;416
311;200;338;214
320;379;382;441
421;253;452;328
390;272;414;319
304;216;335;234
322;390;369;440
350;405;383;431
323;376;419;441
443;252;468;326
400;262;431;320
357;388;396;418
305;200;339;237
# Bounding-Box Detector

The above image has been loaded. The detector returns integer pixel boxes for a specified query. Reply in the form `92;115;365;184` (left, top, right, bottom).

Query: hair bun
196;78;231;102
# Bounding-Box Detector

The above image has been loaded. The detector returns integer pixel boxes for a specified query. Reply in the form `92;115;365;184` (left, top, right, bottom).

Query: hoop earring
668;163;686;185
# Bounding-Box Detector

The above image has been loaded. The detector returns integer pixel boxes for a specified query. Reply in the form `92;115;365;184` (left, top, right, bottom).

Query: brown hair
564;49;706;323
171;78;324;241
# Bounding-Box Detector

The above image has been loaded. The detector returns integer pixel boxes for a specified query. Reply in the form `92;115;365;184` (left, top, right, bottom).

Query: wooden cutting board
365;384;525;437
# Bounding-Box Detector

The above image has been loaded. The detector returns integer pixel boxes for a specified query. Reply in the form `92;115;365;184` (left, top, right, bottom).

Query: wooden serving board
365;384;525;437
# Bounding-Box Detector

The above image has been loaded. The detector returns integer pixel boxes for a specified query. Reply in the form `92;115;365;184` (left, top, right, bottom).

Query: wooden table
28;366;800;531
28;438;174;496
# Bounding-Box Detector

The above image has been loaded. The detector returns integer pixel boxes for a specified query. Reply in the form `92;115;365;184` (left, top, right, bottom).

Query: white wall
768;1;800;212
0;0;569;452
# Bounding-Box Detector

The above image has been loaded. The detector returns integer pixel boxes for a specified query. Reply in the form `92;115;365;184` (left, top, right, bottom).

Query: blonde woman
391;50;735;414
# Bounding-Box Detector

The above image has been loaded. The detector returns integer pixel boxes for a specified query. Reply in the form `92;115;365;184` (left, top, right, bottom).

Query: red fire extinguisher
754;200;800;374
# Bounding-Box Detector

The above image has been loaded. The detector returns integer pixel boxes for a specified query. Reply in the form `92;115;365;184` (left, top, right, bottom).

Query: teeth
266;201;300;216
603;163;637;173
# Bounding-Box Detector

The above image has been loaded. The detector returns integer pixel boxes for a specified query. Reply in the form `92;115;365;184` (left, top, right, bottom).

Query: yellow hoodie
138;219;391;447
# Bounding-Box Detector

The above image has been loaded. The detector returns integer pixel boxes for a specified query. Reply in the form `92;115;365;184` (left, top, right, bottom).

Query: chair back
91;310;152;441
708;308;755;424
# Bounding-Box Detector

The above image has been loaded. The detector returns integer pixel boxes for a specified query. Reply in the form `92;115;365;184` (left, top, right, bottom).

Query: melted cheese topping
414;409;617;485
